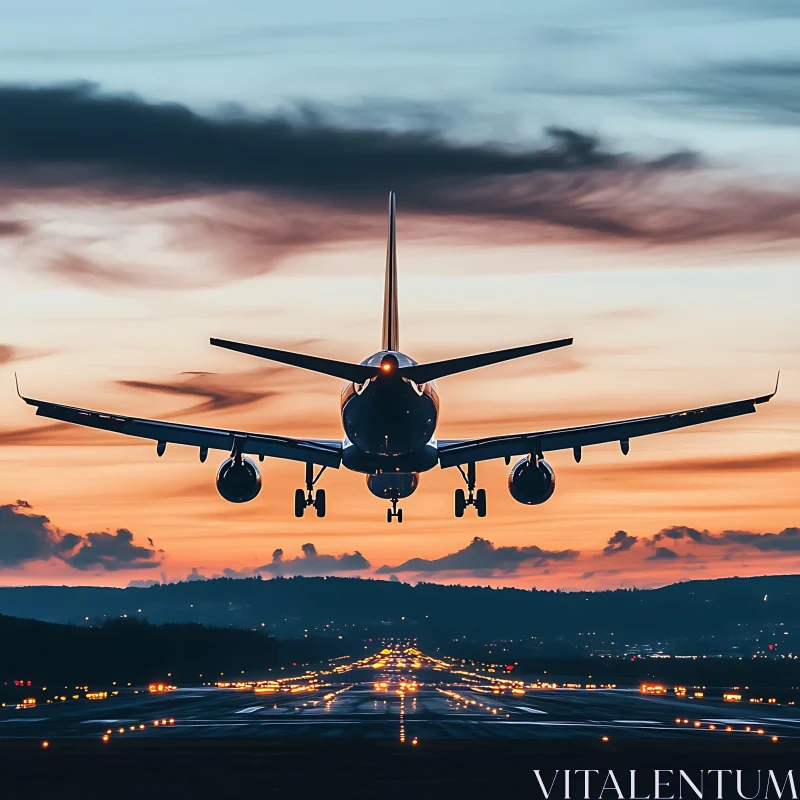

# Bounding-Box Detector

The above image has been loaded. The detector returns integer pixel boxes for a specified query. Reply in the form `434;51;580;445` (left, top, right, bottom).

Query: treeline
0;614;348;686
0;573;798;649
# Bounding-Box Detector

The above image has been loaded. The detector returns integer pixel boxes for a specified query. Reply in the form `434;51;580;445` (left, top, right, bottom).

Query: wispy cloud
117;370;279;417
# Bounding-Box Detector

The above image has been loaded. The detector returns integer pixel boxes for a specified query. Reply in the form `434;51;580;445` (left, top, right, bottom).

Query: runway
3;646;799;743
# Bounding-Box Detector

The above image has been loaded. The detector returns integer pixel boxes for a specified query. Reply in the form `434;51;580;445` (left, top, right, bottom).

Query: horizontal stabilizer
401;338;574;384
210;339;380;383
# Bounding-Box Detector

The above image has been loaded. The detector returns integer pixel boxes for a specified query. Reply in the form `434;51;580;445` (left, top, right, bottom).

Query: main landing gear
295;463;327;518
387;498;403;524
454;462;486;518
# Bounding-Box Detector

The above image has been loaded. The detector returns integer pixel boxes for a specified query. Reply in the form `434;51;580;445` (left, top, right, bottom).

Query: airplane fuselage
340;351;440;475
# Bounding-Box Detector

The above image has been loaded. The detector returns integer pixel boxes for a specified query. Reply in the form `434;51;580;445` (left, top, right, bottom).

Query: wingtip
755;370;780;404
14;371;31;404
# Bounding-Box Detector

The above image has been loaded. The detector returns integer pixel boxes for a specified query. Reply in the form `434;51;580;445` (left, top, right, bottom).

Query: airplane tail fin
212;193;574;383
382;191;399;352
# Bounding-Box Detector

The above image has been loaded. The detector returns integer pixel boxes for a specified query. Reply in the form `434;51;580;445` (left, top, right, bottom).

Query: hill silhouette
0;614;346;686
0;573;797;654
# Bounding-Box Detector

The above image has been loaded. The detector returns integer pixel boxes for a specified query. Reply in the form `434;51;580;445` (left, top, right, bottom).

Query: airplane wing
437;376;779;468
17;385;342;468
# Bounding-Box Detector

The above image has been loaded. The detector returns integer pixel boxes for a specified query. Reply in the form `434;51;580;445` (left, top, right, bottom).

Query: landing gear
455;463;487;518
295;463;327;518
387;498;403;523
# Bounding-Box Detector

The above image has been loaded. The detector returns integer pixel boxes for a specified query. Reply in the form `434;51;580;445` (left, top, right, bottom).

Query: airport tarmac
2;655;799;743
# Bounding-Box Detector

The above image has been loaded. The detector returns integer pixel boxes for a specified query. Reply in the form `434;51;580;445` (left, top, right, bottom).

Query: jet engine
366;472;419;499
216;455;262;503
508;457;555;505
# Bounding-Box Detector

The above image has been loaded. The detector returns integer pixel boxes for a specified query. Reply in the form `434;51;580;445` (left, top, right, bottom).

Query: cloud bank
3;79;800;285
0;500;163;571
376;535;579;577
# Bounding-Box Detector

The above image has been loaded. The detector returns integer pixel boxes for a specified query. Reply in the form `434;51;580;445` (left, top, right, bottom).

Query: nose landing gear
454;462;487;518
387;498;403;523
295;463;327;518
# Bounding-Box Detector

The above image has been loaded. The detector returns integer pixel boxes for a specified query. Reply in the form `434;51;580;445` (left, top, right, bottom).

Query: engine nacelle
508;457;555;505
366;472;419;499
216;456;262;503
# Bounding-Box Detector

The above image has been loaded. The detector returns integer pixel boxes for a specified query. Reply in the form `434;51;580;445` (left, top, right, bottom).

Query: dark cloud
0;500;61;567
0;83;695;221
603;530;638;556
0;220;30;237
653;525;800;552
376;536;579;576
256;543;370;577
646;546;681;561
3;82;800;293
61;528;164;571
0;500;163;571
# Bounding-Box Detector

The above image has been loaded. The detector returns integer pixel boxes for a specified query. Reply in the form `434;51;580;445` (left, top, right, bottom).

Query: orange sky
1;195;798;590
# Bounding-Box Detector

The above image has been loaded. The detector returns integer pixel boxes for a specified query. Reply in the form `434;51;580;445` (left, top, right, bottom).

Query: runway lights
41;741;49;749
101;735;109;743
601;736;609;742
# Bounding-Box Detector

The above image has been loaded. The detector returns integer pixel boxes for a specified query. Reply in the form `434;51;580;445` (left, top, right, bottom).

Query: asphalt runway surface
3;659;800;744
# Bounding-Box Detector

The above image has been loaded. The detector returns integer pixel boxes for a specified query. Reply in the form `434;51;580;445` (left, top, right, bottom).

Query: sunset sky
1;0;798;590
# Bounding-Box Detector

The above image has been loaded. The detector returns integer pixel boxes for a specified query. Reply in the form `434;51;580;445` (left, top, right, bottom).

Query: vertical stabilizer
381;192;399;352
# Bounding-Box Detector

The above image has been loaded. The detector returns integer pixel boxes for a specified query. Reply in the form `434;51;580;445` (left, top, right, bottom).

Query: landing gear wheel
475;488;487;518
397;509;403;523
314;488;326;518
454;488;466;518
294;488;306;518
387;508;393;523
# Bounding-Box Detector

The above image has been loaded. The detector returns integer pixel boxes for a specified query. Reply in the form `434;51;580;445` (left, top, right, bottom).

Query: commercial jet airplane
18;193;778;522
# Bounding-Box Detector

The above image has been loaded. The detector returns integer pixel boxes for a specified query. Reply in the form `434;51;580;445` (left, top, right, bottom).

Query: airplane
17;193;779;523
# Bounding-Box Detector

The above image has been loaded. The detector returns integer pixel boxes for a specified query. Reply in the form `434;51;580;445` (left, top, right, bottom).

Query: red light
768;645;774;650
